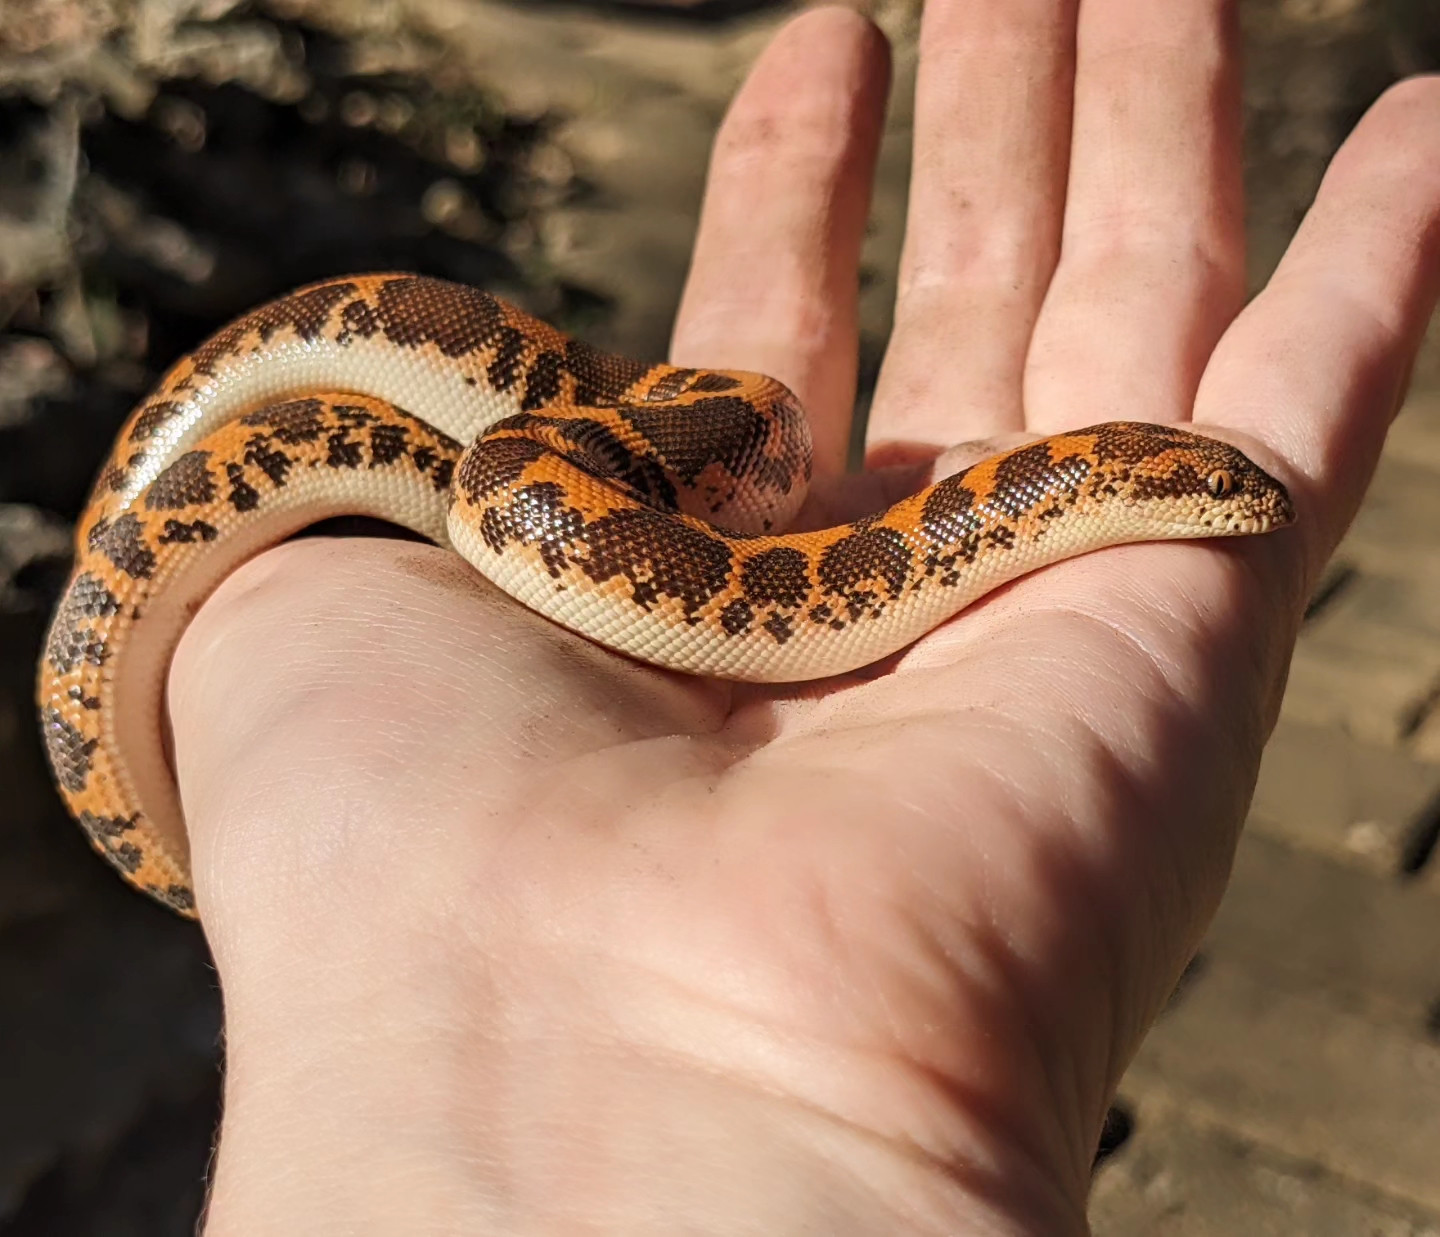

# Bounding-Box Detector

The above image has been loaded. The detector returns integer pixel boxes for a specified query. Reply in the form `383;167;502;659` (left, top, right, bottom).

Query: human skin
172;3;1440;1234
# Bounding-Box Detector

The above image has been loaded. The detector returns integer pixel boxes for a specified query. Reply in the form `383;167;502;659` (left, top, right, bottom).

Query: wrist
199;890;1088;1236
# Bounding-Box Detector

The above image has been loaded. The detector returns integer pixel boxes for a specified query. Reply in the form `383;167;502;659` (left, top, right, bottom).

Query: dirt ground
1;1;1438;1232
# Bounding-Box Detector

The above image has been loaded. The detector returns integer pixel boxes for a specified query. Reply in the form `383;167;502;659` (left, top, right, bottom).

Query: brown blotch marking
572;507;733;617
519;349;564;412
288;403;377;472
78;810;138;839
336;296;380;343
643;368;697;402
818;526;912;620
373;275;507;356
456;437;547;504
334;403;379;427
763;613;795;645
689;372;743;393
190;280;358;374
68;686;102;710
501;413;679;511
629;576;662;608
920;477;984;546
151;884;196;912
752;453;799;499
565;337;650;406
984;442;1065;520
481;481;733;618
1130;460;1205;501
93;512;156;579
65;571;122;617
46;573;121;674
412;445;442;481
368;422;411;466
1089;422;1195;466
129;400;187;443
109;842;144;874
75;812;144;879
486;325;530;392
762;387;813;487
719;597;754;636
226;463;260;512
987;524;1016;549
478;481;587;578
325;432;363;470
620;395;769;488
145;450;217;510
1038;453;1093;501
740;546;811;609
46;624;109;676
41;707;97;793
241;397;329;444
245;435;295;486
916;479;984;586
157;518;219;545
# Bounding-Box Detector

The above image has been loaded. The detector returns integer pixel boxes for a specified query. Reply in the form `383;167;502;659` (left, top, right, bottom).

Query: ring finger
1024;0;1246;433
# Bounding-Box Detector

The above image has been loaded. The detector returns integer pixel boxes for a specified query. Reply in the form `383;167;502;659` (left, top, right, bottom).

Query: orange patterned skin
37;275;1295;914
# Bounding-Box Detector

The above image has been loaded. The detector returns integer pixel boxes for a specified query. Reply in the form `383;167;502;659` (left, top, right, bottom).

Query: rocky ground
1;1;1438;1232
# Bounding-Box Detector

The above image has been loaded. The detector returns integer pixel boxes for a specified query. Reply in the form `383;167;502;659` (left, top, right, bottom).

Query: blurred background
1;1;1438;1232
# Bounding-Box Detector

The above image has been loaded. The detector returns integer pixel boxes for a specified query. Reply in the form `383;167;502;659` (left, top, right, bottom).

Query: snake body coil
37;274;1294;914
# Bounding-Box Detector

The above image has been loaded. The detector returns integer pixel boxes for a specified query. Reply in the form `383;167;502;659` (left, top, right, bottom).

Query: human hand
175;6;1440;1233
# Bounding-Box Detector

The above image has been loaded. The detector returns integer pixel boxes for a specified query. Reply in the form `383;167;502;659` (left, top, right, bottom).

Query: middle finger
866;0;1080;455
1024;0;1245;433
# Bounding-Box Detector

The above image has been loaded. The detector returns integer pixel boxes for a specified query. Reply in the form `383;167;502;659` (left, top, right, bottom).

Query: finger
671;6;890;479
1198;75;1440;582
1024;0;1245;433
866;0;1078;451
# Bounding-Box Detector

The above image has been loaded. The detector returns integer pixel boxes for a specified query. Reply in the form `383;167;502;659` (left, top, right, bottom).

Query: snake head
1100;423;1295;537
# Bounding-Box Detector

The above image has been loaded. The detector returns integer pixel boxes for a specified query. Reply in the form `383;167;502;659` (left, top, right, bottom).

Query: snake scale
37;273;1294;915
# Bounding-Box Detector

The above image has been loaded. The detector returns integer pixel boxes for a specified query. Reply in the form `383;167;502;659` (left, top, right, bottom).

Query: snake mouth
1232;516;1278;535
1186;506;1294;536
1249;496;1298;535
1192;486;1296;537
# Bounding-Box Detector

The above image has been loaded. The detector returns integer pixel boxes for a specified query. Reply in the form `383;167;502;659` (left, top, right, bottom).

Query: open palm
178;7;1440;1234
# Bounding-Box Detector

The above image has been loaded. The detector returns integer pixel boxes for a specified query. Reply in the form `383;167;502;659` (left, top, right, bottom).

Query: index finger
671;8;890;479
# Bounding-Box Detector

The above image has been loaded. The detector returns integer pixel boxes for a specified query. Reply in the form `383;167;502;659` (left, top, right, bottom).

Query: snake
36;273;1295;915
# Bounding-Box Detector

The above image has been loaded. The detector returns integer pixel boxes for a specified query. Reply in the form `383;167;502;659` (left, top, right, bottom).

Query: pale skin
173;3;1440;1233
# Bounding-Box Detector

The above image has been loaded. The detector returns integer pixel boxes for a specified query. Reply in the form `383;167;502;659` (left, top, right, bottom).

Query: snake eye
1207;469;1235;499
